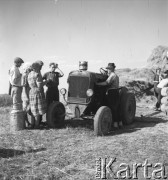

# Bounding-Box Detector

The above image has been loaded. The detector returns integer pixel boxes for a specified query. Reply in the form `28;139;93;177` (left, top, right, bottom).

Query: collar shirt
157;78;168;88
9;65;22;86
106;72;119;88
43;71;61;87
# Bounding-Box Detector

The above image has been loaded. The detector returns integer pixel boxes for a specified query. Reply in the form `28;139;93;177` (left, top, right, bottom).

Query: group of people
9;57;64;128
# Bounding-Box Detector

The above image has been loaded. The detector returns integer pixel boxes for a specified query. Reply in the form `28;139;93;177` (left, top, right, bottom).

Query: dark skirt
46;87;59;107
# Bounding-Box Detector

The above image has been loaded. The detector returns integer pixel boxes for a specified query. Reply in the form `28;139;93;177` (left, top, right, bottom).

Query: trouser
107;89;120;123
154;87;162;108
46;87;59;107
11;86;22;109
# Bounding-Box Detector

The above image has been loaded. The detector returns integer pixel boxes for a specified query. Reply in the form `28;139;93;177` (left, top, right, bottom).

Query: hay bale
10;110;25;132
161;96;168;105
160;104;168;113
161;87;168;96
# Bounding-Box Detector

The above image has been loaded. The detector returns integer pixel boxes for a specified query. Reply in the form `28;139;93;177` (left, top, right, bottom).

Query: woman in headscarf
21;62;32;127
27;62;47;128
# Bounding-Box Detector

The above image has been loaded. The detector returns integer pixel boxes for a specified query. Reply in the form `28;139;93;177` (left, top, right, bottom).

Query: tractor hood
67;70;107;104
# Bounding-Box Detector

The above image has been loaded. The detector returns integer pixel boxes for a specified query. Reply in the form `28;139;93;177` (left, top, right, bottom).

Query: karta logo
95;158;167;179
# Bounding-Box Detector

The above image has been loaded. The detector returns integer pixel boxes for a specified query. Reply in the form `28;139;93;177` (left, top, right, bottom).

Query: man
153;68;162;109
96;63;119;88
154;70;168;110
9;57;24;110
96;63;122;129
43;62;64;107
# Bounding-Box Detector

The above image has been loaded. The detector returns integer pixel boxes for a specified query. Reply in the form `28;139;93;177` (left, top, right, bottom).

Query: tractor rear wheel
120;92;136;125
94;106;112;136
47;101;65;128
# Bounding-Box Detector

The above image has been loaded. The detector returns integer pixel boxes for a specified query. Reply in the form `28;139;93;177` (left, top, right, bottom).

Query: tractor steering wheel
100;68;108;75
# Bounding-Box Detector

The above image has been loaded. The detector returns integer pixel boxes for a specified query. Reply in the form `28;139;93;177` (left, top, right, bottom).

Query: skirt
29;88;47;116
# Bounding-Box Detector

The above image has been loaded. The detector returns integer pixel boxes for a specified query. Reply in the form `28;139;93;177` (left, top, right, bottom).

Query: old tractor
47;62;136;136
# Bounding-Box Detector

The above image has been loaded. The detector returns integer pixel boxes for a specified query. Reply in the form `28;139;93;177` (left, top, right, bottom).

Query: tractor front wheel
94;106;112;136
47;101;65;128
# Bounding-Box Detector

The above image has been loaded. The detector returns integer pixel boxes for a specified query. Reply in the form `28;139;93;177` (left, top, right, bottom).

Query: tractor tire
94;106;112;136
47;101;65;128
120;92;136;125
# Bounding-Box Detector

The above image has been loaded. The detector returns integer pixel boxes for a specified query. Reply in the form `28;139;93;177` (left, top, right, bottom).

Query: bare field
0;102;168;180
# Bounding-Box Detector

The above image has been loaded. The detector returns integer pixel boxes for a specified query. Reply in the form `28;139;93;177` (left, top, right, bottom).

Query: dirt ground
0;100;168;179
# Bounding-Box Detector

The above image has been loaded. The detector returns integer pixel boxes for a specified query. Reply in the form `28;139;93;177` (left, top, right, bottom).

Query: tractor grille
68;76;89;103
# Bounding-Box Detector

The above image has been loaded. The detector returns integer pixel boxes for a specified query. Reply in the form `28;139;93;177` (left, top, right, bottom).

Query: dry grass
0;94;12;107
0;99;168;179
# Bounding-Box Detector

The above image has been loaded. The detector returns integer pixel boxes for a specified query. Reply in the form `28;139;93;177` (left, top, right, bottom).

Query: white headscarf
22;62;32;73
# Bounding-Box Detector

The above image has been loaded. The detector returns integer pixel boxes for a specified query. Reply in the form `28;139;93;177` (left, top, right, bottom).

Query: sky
0;0;167;94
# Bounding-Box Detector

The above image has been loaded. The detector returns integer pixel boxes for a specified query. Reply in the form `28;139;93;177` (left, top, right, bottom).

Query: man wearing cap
43;62;64;107
96;63;122;129
9;57;24;108
96;63;119;88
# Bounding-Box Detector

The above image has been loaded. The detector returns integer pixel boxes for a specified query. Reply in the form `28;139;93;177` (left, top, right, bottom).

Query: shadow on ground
64;114;167;136
107;115;167;136
0;147;46;158
65;118;94;130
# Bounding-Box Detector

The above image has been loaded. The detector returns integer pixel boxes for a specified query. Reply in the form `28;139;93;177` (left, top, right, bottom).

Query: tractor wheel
120;92;136;125
94;106;112;136
47;101;65;128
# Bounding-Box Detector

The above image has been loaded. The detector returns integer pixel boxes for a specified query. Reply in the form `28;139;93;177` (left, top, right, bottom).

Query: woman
43;62;64;107
22;62;32;127
27;62;47;128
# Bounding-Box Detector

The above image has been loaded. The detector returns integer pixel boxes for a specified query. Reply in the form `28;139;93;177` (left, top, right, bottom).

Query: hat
35;60;44;66
14;57;24;64
106;63;116;69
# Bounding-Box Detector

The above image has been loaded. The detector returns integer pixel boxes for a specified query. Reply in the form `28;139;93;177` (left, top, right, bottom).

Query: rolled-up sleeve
106;73;115;85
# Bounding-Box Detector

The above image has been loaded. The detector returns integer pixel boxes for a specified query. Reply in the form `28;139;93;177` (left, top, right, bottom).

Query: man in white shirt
9;57;24;109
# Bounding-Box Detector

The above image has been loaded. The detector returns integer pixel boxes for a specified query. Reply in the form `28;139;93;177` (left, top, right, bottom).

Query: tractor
47;62;136;136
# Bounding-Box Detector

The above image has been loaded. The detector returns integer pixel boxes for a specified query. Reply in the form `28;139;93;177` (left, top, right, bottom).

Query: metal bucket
10;110;25;132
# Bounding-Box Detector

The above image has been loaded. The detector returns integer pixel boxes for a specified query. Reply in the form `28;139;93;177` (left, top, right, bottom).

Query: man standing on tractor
43;62;64;107
96;63;123;129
